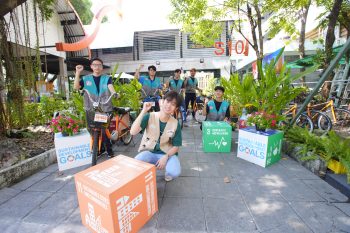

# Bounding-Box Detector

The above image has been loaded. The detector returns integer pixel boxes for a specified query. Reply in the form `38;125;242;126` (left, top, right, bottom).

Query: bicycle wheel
194;109;206;123
327;108;350;134
91;130;99;166
121;116;133;145
280;113;314;133
308;110;332;133
296;113;314;133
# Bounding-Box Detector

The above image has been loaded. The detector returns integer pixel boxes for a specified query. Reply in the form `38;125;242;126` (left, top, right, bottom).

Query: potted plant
50;115;83;136
247;111;280;132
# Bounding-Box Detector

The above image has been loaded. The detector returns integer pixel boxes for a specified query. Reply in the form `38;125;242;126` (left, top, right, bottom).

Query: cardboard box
237;127;283;167
202;121;232;153
54;128;91;171
75;155;158;233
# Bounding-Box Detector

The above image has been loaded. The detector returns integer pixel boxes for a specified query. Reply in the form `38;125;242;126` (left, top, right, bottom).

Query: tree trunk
321;0;343;98
247;3;263;78
299;0;311;86
253;4;264;58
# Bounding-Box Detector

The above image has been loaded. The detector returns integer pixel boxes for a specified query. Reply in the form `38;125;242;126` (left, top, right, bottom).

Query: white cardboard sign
54;129;92;171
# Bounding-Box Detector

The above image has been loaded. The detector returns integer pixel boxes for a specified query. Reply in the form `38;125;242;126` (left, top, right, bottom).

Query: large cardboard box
202;121;232;153
237;127;283;167
54;129;91;171
75;155;158;233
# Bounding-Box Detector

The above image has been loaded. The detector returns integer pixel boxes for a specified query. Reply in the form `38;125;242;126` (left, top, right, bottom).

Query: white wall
4;0;66;58
105;57;231;78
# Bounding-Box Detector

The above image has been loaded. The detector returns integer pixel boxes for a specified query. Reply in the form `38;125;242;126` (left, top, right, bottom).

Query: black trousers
185;93;196;116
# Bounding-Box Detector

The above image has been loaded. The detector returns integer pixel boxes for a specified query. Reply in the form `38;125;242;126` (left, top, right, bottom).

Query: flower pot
61;132;69;137
328;159;347;174
255;125;266;132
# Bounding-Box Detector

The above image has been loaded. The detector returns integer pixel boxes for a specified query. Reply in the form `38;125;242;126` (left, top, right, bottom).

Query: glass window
143;36;176;52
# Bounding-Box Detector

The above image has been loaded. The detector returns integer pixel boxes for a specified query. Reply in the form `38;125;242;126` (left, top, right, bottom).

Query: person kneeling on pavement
200;86;230;130
130;91;182;182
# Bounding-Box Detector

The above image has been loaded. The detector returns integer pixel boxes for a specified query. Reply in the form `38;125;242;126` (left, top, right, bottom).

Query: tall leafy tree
267;0;312;85
70;0;93;25
70;0;108;25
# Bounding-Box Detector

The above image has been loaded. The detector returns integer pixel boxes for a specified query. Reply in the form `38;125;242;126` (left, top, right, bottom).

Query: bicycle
310;95;350;135
186;95;207;123
108;107;135;145
281;103;314;132
84;90;115;166
140;89;161;112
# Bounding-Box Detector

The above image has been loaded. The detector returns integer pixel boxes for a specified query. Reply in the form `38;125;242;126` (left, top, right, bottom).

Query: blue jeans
180;101;186;122
135;151;181;178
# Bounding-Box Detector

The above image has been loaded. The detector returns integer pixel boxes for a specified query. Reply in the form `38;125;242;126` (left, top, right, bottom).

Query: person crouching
130;91;183;182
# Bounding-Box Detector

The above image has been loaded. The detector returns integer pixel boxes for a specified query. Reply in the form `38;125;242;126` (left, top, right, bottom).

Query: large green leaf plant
222;47;316;116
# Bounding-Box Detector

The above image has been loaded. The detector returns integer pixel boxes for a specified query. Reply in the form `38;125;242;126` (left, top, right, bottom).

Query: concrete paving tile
197;153;227;164
51;224;91;233
59;164;91;176
179;146;197;153
261;224;313;233
10;172;51;191
179;152;197;163
334;203;350;216
0;191;53;220
138;213;159;233
0;187;22;205
236;176;285;202
203;197;257;232
26;173;70;192
246;199;311;232
23;192;78;225
291;201;350;233
279;157;321;180
157;176;166;199
0;220;52;233
198;162;229;178
279;178;325;202
51;207;93;233
164;177;202;198
227;159;278;178
302;179;348;203
157;197;206;232
179;160;200;177
39;164;58;173
200;177;241;200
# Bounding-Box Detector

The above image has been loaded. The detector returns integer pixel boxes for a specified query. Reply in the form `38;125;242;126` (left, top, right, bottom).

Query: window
102;47;133;54
143;36;175;52
187;37;216;49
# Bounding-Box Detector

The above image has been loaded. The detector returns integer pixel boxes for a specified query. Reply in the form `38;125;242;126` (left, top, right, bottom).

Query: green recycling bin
202;121;232;153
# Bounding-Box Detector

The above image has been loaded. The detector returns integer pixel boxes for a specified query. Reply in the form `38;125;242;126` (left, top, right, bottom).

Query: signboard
54;129;91;171
202;121;232;153
75;155;158;233
237;127;283;167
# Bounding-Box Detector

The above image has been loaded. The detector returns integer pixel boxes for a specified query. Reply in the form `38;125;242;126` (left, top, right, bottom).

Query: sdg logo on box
202;121;232;153
237;127;283;167
54;129;91;171
75;155;158;233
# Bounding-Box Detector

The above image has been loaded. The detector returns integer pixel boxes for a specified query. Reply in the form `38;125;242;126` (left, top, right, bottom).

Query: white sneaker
164;176;173;182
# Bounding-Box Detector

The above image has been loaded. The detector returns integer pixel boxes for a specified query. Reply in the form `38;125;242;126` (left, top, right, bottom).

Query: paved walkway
0;121;350;233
